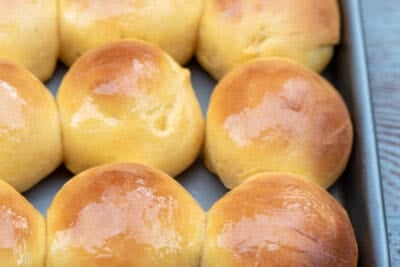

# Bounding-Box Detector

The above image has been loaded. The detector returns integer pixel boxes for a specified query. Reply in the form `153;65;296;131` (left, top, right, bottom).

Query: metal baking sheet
23;0;390;265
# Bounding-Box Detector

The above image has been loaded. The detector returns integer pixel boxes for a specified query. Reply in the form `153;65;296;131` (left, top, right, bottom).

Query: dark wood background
362;1;400;265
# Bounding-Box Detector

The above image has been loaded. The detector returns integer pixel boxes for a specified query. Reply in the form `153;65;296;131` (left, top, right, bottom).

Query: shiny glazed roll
0;179;45;266
0;60;62;192
204;58;353;189
202;173;358;267
57;40;204;175
46;163;205;267
197;0;340;80
0;0;58;81
59;0;203;66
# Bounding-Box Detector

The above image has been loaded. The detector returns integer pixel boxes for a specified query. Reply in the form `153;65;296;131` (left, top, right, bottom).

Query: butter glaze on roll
202;173;358;267
46;163;205;267
205;58;353;189
197;0;340;80
0;60;62;192
59;0;203;66
57;40;204;175
0;179;45;266
0;0;58;81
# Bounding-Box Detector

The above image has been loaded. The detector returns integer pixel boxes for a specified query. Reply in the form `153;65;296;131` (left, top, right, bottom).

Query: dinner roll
0;0;58;81
59;0;203;66
197;0;340;80
205;58;353;189
57;40;204;176
0;60;62;192
47;163;205;267
0;179;45;266
202;172;358;267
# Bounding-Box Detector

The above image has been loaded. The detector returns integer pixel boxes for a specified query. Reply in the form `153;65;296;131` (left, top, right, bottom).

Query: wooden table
362;1;400;265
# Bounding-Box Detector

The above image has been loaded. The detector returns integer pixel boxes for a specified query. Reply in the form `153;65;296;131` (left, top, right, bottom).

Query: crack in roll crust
46;163;205;267
204;58;353;189
202;173;358;267
57;40;204;176
197;0;340;80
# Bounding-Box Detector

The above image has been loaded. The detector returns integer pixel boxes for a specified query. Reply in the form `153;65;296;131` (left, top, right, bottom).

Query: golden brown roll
57;40;204;176
0;179;45;266
202;172;358;267
59;0;203;66
0;0;58;81
197;0;340;80
0;59;62;192
204;58;353;189
46;163;205;267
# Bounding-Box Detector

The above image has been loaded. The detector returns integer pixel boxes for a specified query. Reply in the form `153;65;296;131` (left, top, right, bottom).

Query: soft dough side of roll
59;0;203;66
0;0;58;81
0;59;62;192
197;0;340;79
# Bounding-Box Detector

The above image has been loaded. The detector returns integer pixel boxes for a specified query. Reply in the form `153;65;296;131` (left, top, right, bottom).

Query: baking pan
23;0;390;265
330;0;390;265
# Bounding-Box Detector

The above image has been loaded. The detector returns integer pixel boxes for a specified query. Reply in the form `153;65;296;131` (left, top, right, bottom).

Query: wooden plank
370;70;400;216
362;0;400;70
388;218;400;266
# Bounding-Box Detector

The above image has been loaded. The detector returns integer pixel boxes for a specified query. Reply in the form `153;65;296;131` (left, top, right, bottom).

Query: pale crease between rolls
46;163;205;267
57;40;204;176
197;0;340;80
205;58;353;189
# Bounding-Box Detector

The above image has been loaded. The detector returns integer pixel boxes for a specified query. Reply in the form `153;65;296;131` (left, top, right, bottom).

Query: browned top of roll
203;172;358;266
57;40;204;176
60;40;168;108
0;179;45;266
205;58;353;189
0;60;52;107
47;163;205;266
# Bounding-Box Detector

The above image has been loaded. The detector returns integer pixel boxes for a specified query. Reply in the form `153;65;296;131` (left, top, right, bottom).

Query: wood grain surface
361;0;400;265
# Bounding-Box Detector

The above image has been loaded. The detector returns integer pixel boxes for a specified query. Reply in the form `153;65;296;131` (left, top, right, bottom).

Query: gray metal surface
333;0;390;265
23;0;389;265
